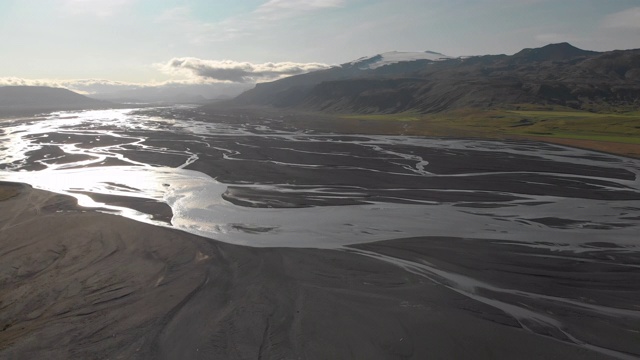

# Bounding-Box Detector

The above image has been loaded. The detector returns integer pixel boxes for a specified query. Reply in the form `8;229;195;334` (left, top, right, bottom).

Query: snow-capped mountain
349;51;450;70
225;43;640;115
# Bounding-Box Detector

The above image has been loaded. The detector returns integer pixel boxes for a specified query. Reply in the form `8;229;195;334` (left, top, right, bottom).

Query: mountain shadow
207;43;640;114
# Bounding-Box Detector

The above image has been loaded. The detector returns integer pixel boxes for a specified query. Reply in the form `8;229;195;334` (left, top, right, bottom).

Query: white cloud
0;77;225;94
0;56;331;97
0;77;61;88
0;77;253;102
61;0;134;17
602;7;640;29
258;0;345;11
157;57;332;83
155;6;246;43
534;33;580;44
156;0;346;44
0;77;143;94
255;0;345;19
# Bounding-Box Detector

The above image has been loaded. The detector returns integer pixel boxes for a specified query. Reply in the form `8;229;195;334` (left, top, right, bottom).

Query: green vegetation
431;107;640;142
342;111;422;122
336;105;640;157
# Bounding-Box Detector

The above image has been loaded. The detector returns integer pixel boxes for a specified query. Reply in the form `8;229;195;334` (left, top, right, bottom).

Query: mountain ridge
209;43;640;114
0;86;111;116
350;50;450;70
511;42;599;62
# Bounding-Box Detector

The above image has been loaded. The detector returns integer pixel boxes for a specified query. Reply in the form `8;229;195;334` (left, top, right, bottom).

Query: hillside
225;51;451;109
0;86;110;117
349;51;450;69
210;43;640;114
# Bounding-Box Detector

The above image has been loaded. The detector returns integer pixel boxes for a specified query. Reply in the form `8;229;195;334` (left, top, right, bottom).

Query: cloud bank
61;0;134;17
155;0;346;44
0;77;252;102
0;77;147;94
602;7;640;29
255;0;345;20
0;56;332;101
158;58;332;83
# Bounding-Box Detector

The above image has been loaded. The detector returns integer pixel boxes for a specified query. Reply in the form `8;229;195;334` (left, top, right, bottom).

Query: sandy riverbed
1;184;638;359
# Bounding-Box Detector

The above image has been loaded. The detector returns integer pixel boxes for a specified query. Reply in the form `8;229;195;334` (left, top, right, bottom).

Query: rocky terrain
215;43;640;114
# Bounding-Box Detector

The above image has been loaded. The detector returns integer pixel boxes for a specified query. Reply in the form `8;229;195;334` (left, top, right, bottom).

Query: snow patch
350;51;450;70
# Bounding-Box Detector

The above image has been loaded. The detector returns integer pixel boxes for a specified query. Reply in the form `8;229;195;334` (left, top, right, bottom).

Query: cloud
61;0;134;17
255;0;345;19
0;77;253;102
156;0;346;43
157;58;332;83
0;77;145;94
155;6;246;43
534;33;580;44
0;77;228;94
0;56;331;97
601;7;640;29
258;0;345;11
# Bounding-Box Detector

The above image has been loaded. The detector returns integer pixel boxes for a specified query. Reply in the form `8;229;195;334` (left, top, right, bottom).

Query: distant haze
0;0;639;100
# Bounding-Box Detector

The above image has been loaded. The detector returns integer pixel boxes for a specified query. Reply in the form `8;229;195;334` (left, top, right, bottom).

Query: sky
0;0;639;97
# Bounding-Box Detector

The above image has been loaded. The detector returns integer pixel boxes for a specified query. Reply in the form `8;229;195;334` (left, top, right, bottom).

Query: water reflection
0;108;639;249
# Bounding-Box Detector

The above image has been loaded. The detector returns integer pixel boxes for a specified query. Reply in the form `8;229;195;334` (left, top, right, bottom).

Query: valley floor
198;106;640;159
0;184;638;359
1;107;639;359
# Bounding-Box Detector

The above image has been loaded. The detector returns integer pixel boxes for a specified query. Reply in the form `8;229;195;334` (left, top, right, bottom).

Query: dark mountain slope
510;42;599;63
0;86;110;116
211;44;640;114
230;54;449;108
301;77;530;114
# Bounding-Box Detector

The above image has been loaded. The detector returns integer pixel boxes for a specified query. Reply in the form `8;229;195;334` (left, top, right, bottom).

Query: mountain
0;86;110;116
510;42;598;63
227;50;451;108
89;82;251;105
210;43;640;114
350;51;450;70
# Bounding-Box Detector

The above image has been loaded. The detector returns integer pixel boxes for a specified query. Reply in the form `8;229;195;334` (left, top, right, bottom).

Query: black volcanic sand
93;118;640;209
2;109;640;359
1;185;637;359
5;108;640;211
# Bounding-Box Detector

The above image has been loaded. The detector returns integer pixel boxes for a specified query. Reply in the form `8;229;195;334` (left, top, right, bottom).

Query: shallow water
2;107;640;358
0;107;639;249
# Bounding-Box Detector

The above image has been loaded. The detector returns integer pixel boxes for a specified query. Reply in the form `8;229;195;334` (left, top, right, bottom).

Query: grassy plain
337;105;640;158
